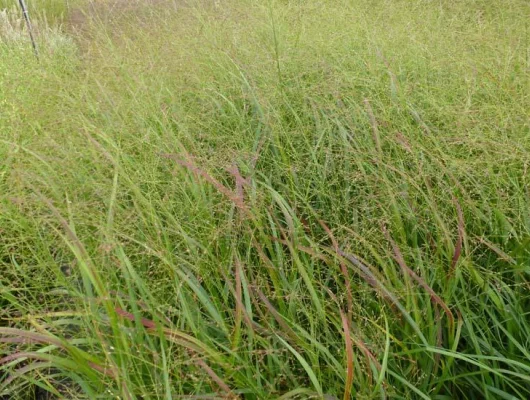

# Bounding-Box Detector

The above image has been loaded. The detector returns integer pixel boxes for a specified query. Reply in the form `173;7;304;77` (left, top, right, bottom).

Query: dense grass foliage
1;0;530;398
0;0;74;23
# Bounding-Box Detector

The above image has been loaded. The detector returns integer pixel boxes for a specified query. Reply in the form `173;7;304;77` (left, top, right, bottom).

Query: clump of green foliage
1;0;530;398
0;0;74;24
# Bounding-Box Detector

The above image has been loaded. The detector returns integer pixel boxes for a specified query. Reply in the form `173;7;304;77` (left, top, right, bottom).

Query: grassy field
1;0;530;398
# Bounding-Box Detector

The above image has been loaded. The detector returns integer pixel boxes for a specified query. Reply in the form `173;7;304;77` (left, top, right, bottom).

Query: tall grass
1;0;530;398
0;0;73;23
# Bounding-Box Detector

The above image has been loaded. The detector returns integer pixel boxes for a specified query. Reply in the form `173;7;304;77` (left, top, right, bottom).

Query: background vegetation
1;0;530;398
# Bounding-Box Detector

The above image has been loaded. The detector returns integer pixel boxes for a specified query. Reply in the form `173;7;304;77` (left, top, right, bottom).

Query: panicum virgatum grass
1;0;530;398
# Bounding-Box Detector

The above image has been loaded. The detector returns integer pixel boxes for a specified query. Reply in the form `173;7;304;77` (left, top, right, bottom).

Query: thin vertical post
18;0;39;59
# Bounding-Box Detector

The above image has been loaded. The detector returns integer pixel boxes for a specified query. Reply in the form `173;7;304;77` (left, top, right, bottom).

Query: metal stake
18;0;39;59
